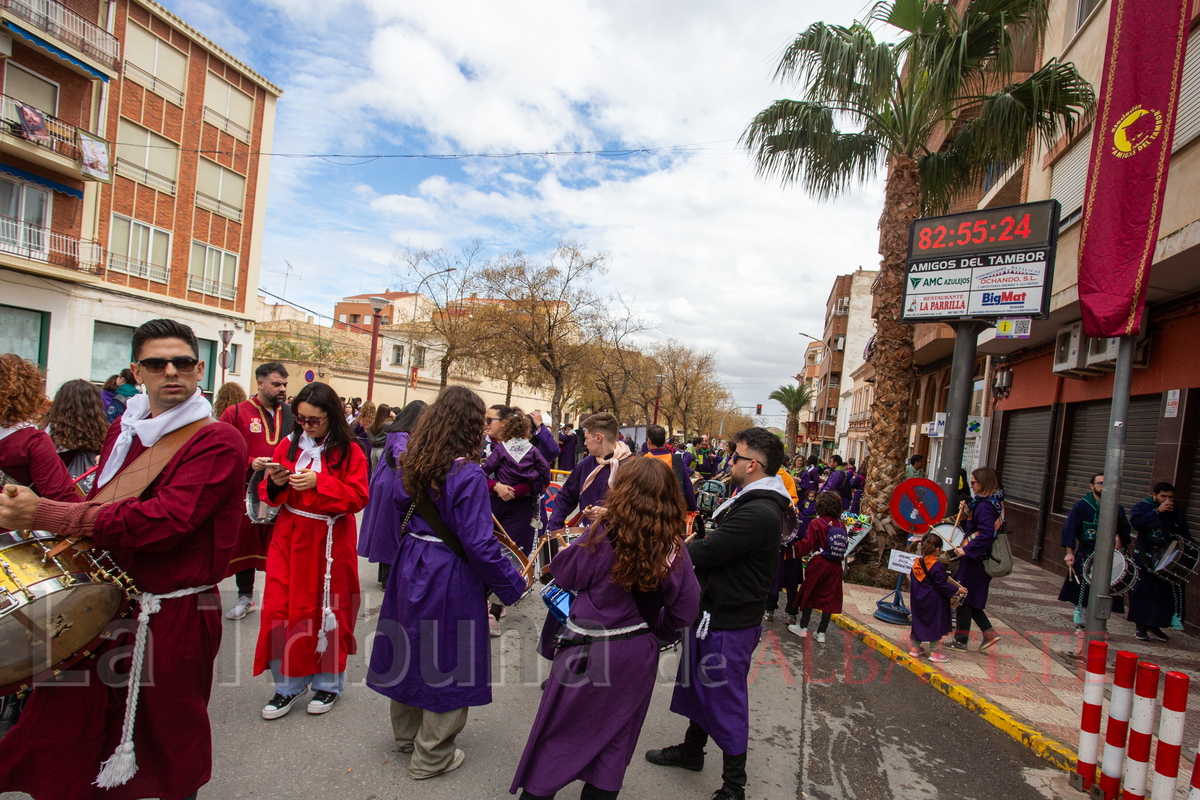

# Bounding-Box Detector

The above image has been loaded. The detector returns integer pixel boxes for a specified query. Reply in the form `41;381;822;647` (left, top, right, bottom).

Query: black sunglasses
730;452;762;467
137;357;199;374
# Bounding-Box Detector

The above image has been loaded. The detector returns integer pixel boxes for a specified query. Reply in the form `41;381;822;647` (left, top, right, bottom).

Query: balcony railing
1;0;120;69
195;191;243;223
188;274;236;300
0;93;81;160
0;213;102;272
115;158;176;194
122;61;184;107
202;106;250;142
108;252;167;282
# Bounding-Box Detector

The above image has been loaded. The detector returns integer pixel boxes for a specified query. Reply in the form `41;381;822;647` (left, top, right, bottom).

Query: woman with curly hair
367;385;526;781
212;381;248;420
0;354;77;509
511;457;701;800
44;379;108;487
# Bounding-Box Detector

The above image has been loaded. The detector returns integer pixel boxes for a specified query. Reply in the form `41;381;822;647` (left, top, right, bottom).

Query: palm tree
769;383;814;461
743;0;1093;539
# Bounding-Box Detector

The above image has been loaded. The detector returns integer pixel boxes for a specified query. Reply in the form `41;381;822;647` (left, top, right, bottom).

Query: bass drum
0;531;136;695
1152;538;1200;585
245;470;280;524
1084;550;1137;597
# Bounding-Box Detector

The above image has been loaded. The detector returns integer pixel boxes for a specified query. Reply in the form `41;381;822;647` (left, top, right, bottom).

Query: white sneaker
261;687;308;720
307;690;338;714
788;624;808;639
814;631;826;643
226;596;255;620
489;617;501;637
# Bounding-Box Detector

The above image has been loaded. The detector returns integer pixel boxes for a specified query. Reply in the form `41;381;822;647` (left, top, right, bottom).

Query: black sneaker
307;690;338;714
943;639;969;651
1150;627;1170;642
646;743;705;772
1134;628;1150;641
262;688;308;720
712;788;742;800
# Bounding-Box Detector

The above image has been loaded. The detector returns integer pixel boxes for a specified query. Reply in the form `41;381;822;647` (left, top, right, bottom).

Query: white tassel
696;610;712;641
323;610;338;632
316;629;329;654
95;741;138;788
283;505;344;656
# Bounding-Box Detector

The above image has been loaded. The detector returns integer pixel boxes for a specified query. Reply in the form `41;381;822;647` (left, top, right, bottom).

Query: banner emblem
1111;106;1163;157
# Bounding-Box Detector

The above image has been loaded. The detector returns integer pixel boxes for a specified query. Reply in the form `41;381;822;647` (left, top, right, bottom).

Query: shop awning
4;22;108;82
0;161;83;199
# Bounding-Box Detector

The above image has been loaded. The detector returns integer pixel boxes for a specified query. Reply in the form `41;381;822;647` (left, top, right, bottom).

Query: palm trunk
864;155;920;552
785;412;798;460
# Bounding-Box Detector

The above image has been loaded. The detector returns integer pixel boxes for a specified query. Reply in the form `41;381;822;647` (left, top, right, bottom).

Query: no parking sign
889;478;947;535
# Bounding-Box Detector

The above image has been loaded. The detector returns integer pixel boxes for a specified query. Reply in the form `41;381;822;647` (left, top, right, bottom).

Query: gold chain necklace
252;396;281;447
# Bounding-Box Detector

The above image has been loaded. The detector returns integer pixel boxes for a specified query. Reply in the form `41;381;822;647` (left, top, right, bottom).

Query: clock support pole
935;319;988;515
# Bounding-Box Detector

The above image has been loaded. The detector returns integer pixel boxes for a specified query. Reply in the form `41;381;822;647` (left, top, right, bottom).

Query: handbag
984;521;1013;578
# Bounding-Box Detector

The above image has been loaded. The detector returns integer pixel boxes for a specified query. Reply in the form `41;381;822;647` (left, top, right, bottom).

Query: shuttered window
1049;135;1090;224
123;23;187;105
1187;424;1200;532
1173;25;1200;152
4;63;57;115
1060;396;1161;513
998;407;1052;505
116;119;179;184
203;72;253;140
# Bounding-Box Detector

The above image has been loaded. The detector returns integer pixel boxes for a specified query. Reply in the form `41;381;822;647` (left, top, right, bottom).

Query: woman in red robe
254;382;369;719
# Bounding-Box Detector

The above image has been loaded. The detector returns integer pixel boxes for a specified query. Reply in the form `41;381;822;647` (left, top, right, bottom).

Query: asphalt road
2;555;1078;800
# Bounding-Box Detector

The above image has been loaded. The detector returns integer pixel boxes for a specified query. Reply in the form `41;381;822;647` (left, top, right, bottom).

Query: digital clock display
908;202;1056;259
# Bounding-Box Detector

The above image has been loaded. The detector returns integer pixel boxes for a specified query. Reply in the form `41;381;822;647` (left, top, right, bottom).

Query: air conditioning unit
1085;335;1120;370
833;335;846;351
1053;322;1102;378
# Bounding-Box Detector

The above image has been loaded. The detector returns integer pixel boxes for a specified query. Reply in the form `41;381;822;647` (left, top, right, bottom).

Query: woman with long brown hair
946;466;1004;651
367;385;526;781
511;457;700;800
44;379;109;489
0;354;76;505
211;380;248;420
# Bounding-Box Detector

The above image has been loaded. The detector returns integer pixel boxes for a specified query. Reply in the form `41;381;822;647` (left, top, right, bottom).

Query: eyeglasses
730;452;762;467
485;416;501;423
137;357;198;374
295;414;328;428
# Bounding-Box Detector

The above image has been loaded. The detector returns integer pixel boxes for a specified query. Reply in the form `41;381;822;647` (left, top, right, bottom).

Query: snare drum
0;530;136;695
1152;539;1200;585
1084;550;1138;597
245;470;281;525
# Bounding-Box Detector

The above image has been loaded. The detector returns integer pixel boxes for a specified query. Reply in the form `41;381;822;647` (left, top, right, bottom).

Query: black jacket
687;486;789;630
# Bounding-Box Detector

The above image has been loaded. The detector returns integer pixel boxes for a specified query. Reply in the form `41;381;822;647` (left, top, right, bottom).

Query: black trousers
519;784;619;799
235;568;255;597
954;603;993;642
799;608;832;633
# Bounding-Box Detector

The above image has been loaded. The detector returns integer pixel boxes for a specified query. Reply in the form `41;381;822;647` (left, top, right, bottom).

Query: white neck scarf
581;440;632;494
504;438;533;463
712;473;792;521
292;431;325;473
96;389;213;488
0;421;34;444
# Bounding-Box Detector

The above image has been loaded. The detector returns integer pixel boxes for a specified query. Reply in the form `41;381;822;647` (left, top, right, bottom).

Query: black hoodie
686;484;791;630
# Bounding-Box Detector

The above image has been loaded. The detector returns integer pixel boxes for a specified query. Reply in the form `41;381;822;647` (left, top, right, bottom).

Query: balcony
195;191;243;223
115;158;175;194
187;274;236;301
108;253;167;283
123;61;184;107
202;106;250;142
0;93;80;161
0;0;120;71
0;213;102;273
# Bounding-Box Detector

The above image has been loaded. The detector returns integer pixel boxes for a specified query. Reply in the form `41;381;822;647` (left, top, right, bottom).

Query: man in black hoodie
646;426;792;800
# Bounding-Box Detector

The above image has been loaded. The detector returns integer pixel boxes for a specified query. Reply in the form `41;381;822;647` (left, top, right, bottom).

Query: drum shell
1152;538;1200;585
1083;550;1138;597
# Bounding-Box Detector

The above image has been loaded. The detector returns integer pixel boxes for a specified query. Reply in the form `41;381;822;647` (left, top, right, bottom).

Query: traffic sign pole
936;319;987;516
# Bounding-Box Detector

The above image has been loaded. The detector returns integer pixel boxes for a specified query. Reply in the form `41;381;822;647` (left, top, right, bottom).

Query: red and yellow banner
1077;0;1192;338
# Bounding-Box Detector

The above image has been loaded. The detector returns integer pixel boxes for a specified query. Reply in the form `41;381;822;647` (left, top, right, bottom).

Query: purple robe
557;431;578;471
366;460;526;712
954;496;998;610
531;425;561;466
511;531;700;796
824;469;849;510
797;466;820;495
910;558;956;643
357;431;409;563
546;454;628;532
669;626;761;755
483;439;551;554
849;471;866;515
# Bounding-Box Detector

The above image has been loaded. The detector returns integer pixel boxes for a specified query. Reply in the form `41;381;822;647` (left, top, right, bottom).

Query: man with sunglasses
0;318;246;800
647;426;794;800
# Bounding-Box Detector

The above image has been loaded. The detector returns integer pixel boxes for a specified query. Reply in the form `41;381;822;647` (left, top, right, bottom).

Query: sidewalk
834;558;1200;785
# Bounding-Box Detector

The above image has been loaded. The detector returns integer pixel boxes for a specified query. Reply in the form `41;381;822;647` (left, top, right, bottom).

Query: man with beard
220;361;292;619
1058;472;1132;634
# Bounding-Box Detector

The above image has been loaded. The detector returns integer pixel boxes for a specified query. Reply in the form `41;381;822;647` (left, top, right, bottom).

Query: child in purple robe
908;532;964;663
512;458;701;800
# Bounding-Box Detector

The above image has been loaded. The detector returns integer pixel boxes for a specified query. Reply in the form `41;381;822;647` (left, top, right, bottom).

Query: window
116;119;178;193
348;314;360;324
90;321;134;382
4;63;58;114
227;343;241;375
1076;0;1102;32
109;214;170;282
195;158;245;221
391;344;403;365
189;242;237;300
203;72;253;141
196;337;217;394
411;345;426;368
338;313;347;323
0;304;49;367
0;177;49;258
123;22;187;105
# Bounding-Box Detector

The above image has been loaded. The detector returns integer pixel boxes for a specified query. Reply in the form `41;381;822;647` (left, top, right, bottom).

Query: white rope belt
95;584;214;788
565;618;648;637
285;504;344;655
409;531;443;544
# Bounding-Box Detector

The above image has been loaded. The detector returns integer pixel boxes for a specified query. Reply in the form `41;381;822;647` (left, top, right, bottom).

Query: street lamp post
653;373;665;425
402;267;457;406
366;296;389;402
799;331;833;455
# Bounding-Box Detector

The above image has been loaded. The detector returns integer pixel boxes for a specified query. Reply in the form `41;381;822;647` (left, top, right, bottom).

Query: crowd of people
0;316;1194;800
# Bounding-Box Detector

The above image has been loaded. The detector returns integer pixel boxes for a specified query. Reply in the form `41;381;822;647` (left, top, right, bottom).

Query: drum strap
92;418;213;504
409;493;469;562
284;505;344;655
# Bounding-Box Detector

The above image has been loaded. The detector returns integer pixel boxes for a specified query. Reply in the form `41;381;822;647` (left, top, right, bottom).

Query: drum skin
1152;539;1200;585
1083;550;1138;597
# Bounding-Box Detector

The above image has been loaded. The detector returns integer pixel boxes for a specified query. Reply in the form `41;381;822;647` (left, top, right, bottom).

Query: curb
832;612;1079;773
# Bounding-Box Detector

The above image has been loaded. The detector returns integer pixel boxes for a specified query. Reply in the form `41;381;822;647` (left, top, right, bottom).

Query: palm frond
774;22;898;111
768;383;814;413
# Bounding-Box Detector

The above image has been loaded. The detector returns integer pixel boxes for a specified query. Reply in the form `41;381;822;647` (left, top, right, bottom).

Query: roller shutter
1187;425;1200;531
1060;396;1161;512
998;407;1052;505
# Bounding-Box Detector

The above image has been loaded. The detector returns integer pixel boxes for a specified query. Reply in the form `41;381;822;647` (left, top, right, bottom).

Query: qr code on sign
1013;319;1032;336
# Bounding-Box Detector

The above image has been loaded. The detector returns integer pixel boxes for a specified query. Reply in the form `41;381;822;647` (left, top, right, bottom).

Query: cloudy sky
167;0;885;413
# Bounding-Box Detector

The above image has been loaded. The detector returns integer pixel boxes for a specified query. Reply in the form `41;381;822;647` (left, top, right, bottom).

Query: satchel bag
984;521;1013;578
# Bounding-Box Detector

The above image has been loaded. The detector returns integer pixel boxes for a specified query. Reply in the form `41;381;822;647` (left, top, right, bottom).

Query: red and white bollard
1100;651;1140;800
1121;662;1160;800
1078;640;1110;791
1150;671;1190;800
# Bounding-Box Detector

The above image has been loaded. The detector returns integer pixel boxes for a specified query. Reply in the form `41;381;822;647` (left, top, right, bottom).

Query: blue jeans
269;660;345;696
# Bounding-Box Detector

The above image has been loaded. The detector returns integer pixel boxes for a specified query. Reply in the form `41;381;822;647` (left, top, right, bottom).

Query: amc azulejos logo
1111;106;1163;158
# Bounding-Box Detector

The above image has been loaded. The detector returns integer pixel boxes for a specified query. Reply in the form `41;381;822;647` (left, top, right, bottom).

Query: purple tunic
546;454;630;532
366;460;526;712
849;472;866;515
357;431;409;563
511;531;700;796
910;558;957;643
669;626;761;755
797;466;820;495
954;496;998;610
483;439;552;554
557;431;578;471
531;425;561;466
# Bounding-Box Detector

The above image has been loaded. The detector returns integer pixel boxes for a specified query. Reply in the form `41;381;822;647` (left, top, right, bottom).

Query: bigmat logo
980;290;1028;307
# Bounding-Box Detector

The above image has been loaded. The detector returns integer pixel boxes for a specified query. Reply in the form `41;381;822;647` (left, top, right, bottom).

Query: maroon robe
0;425;80;503
219;397;288;576
0;420;247;800
793;516;844;615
